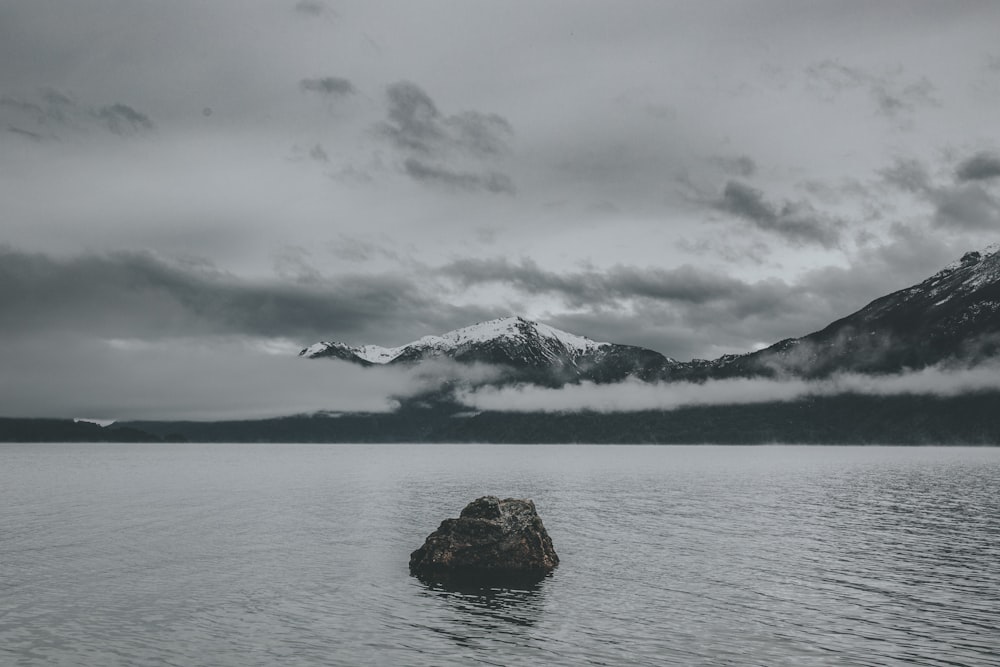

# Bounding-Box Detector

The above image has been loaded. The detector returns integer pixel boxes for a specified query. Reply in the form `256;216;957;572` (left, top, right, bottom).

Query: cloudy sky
3;1;1000;419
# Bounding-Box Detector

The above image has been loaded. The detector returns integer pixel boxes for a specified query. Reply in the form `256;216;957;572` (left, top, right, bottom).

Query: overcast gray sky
3;1;1000;419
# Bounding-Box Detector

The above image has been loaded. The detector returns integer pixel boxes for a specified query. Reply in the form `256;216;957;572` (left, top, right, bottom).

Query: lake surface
1;444;998;666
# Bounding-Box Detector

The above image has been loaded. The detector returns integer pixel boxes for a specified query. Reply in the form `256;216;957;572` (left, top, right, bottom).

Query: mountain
25;246;1000;445
677;244;1000;380
301;315;676;385
303;246;1000;387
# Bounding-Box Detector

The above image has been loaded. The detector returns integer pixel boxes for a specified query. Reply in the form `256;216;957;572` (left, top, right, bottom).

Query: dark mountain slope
713;247;1000;378
302;315;677;385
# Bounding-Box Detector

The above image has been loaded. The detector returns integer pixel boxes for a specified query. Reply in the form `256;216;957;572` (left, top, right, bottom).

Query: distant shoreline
4;392;1000;445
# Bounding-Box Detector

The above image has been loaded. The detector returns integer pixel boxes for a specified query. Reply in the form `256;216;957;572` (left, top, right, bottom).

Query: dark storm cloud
956;152;1000;182
380;81;446;154
0;246;493;345
436;257;802;360
805;60;939;120
933;184;1000;230
404;158;515;195
439;257;781;311
881;156;1000;230
377;81;515;192
299;76;356;97
97;103;154;135
718;181;773;222
439;236;953;361
715;181;844;248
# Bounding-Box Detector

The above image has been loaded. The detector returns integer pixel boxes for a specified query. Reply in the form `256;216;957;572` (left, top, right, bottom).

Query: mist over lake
2;443;998;666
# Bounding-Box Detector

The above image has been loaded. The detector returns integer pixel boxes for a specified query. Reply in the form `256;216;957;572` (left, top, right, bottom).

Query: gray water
1;444;998;666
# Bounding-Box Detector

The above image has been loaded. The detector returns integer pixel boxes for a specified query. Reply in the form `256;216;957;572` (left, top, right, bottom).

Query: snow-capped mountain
301;316;676;384
676;244;1000;379
303;246;1000;387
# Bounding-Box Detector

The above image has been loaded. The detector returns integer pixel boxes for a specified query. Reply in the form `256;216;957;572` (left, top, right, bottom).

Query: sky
2;0;1000;420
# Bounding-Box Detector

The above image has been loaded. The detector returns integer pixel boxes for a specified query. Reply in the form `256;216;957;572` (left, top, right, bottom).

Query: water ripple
2;444;999;666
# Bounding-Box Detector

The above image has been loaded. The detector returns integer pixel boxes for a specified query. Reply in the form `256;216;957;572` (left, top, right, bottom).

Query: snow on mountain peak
302;316;610;364
300;342;330;357
433;316;609;354
939;243;1000;273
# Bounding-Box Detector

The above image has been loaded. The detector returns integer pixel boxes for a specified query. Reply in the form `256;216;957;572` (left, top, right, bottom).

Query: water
1;444;998;666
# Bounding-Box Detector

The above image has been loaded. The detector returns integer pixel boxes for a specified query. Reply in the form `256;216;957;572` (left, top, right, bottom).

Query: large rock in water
409;496;559;582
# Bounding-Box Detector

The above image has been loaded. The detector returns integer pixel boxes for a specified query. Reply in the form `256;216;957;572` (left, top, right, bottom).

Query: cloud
710;155;757;177
377;80;515;192
327;235;401;263
293;0;330;16
380;81;512;157
438;257;757;309
444;110;513;156
870;78;937;118
7;125;44;141
457;363;1000;413
97;103;154;135
932;184;1000;230
0;97;44;120
299;76;356;97
434;257;818;358
956;151;1000;182
879;157;931;193
715;180;844;248
0;331;511;422
0;243;815;368
0;246;516;420
435;234;976;362
0;246;492;345
1;89;75;129
272;245;322;284
308;143;329;162
0;334;418;421
403;158;514;195
380;81;447;154
804;60;939;121
0;89;153;137
880;156;1000;230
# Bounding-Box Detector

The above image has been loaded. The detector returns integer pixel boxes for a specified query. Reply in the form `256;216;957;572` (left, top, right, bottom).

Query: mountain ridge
707;244;1000;379
303;246;1000;386
302;315;678;384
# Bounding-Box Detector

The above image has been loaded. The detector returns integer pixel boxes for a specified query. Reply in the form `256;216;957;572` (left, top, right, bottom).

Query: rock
409;496;559;583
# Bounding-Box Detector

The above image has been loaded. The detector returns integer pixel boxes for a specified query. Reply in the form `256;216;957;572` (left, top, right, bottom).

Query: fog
457;364;1000;413
0;335;426;421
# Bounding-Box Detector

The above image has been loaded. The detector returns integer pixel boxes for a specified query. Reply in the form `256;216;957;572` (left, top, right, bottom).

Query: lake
1;444;998;666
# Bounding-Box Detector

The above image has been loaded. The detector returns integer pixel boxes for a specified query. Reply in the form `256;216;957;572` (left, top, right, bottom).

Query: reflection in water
413;571;550;628
409;572;551;655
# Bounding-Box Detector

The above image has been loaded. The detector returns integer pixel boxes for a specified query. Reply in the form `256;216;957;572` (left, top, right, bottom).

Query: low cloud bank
5;327;999;422
0;333;512;422
457;364;1000;413
0;336;404;422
